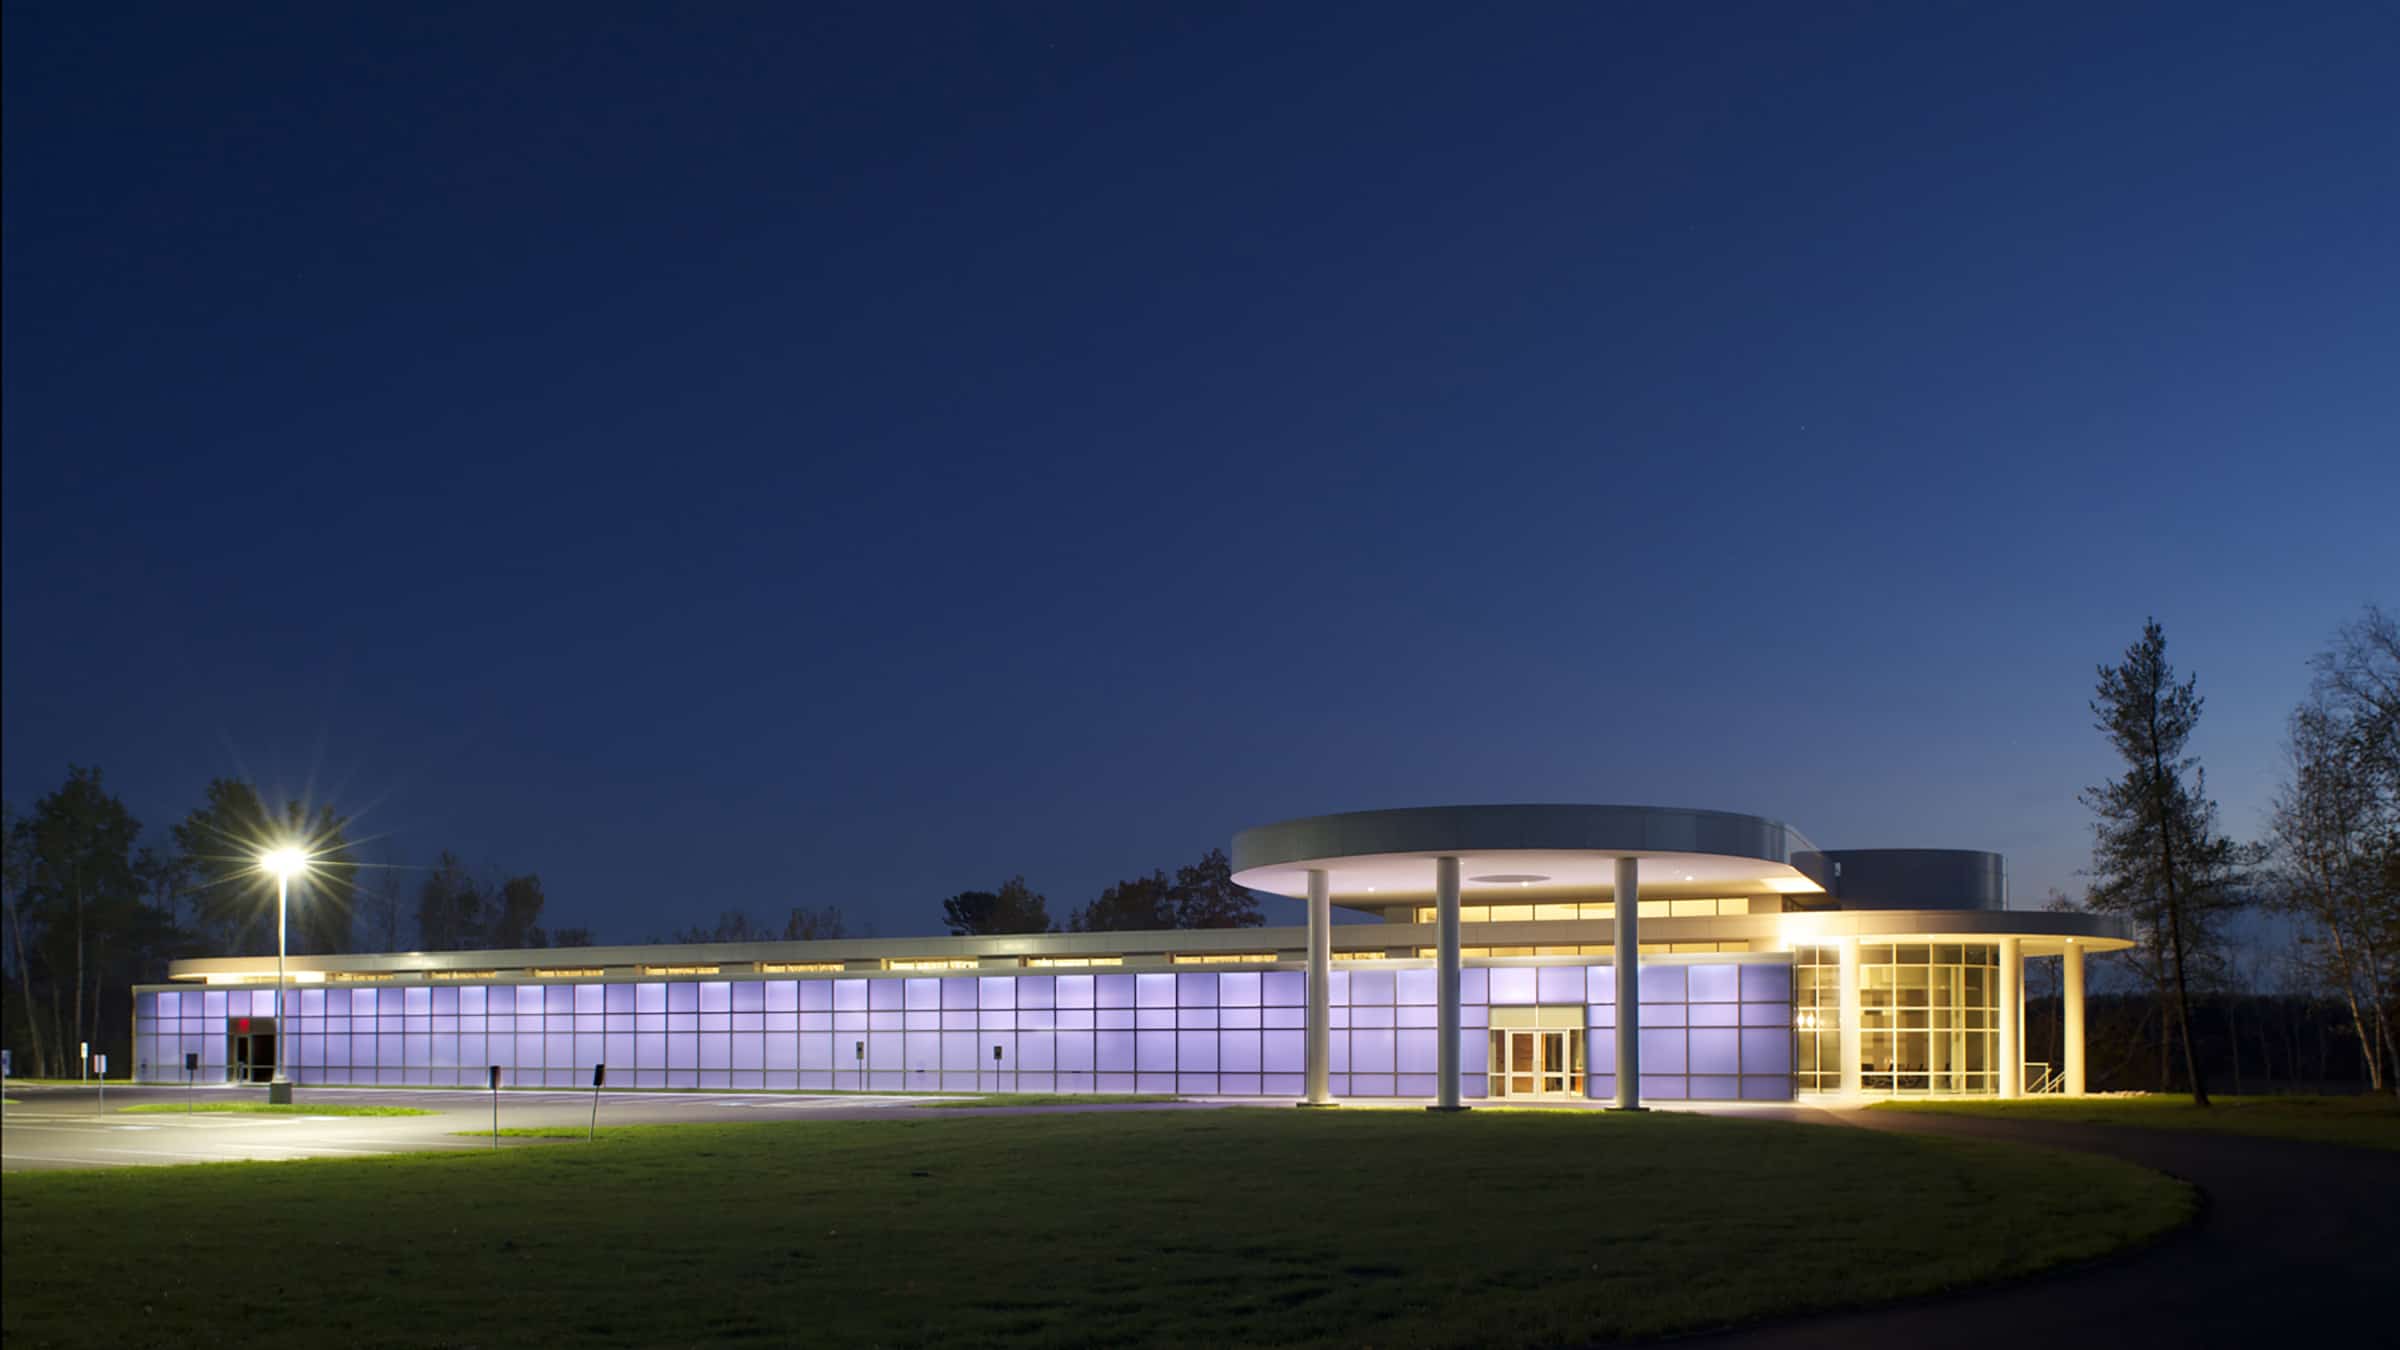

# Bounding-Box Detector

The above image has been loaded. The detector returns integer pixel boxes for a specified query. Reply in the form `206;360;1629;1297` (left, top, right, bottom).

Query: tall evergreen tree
413;852;487;951
488;874;550;949
172;779;357;955
1170;848;1264;928
2082;619;2253;1106
1070;871;1176;932
14;768;146;1075
940;876;1052;935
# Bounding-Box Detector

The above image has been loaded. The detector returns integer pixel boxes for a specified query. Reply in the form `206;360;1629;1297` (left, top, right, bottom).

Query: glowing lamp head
261;847;309;880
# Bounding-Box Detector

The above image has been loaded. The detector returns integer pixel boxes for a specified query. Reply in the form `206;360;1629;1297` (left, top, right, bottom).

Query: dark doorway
228;1019;278;1083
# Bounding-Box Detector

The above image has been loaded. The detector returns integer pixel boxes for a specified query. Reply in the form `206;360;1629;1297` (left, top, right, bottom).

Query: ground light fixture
259;845;309;1103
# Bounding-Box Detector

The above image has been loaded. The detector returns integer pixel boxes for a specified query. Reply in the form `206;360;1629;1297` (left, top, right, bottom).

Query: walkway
0;1083;1200;1171
1696;1105;2400;1348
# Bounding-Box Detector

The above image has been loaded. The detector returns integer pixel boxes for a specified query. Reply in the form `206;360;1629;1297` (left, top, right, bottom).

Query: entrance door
1489;1028;1585;1098
228;1023;277;1083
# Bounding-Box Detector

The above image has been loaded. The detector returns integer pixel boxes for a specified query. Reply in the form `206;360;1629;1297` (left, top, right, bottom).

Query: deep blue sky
5;2;2395;943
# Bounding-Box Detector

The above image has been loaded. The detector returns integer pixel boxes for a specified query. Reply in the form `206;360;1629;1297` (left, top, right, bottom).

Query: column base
1608;1104;1646;1112
1424;1104;1471;1113
267;1080;294;1105
1295;1100;1340;1110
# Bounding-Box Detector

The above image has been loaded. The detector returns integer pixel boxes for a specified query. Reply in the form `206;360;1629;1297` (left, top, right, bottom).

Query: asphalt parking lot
0;1083;967;1171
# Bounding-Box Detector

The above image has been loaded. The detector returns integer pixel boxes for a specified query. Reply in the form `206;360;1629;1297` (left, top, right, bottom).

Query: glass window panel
1638;965;1687;1002
1687;964;1739;1003
1487;967;1537;1005
1741;963;1793;1002
1535;965;1586;1005
1349;970;1395;1006
1639;1028;1686;1074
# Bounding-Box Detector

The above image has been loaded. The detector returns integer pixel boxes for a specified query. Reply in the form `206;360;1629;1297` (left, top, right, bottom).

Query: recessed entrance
1488;1027;1584;1099
228;1018;277;1084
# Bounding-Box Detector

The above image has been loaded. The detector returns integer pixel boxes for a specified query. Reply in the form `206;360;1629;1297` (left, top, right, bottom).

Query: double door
1490;1027;1583;1098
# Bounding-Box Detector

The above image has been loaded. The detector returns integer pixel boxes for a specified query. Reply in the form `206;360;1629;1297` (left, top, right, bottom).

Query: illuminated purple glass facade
132;957;1793;1100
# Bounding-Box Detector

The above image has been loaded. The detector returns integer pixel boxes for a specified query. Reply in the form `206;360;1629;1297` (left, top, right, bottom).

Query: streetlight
261;846;308;1104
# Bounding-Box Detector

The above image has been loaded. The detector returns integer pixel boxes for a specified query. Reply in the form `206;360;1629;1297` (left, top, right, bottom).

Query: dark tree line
659;904;849;944
1;768;593;1077
937;849;1264;936
2024;987;2387;1094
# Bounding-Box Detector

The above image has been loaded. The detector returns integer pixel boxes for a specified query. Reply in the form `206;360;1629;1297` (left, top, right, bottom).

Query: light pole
261;846;308;1104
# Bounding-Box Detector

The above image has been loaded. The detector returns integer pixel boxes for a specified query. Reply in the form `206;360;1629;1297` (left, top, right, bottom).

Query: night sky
5;3;2395;943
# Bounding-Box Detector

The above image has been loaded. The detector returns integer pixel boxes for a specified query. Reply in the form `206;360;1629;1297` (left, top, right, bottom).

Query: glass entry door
229;1025;276;1083
1489;1028;1584;1098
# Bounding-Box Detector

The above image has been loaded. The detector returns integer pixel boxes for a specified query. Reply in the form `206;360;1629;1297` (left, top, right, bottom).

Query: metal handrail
2022;1060;2061;1094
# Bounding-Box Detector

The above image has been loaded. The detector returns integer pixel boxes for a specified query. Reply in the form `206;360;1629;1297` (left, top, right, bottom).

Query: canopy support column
1614;856;1641;1110
1301;868;1333;1107
1432;856;1465;1111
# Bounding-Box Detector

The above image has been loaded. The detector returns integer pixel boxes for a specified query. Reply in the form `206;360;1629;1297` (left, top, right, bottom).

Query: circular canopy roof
1230;804;1824;901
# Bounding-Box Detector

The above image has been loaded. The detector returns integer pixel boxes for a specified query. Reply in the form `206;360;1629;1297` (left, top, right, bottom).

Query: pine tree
2082;619;2253;1106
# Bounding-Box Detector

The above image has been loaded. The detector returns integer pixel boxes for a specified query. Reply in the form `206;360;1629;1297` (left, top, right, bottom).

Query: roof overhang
1231;804;1825;901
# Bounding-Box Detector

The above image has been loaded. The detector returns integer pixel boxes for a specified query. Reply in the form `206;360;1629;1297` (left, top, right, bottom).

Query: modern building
133;804;2130;1105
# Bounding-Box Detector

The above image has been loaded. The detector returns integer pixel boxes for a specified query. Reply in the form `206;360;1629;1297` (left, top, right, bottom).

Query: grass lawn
1872;1093;2400;1151
915;1093;1178;1109
115;1102;436;1118
2;1109;2187;1348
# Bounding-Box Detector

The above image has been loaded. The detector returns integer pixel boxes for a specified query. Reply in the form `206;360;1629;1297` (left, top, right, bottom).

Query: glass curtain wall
1859;943;1996;1093
1792;946;1842;1092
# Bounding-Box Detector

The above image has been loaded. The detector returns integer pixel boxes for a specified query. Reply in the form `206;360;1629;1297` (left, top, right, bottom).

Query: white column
1303;868;1332;1106
1434;856;1464;1111
2063;941;2086;1096
1838;936;1862;1098
1998;936;2022;1099
1614;856;1640;1109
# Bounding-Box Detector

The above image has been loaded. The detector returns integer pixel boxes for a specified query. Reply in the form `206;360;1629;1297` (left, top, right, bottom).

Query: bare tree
2270;606;2400;1093
781;905;846;941
356;846;408;953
